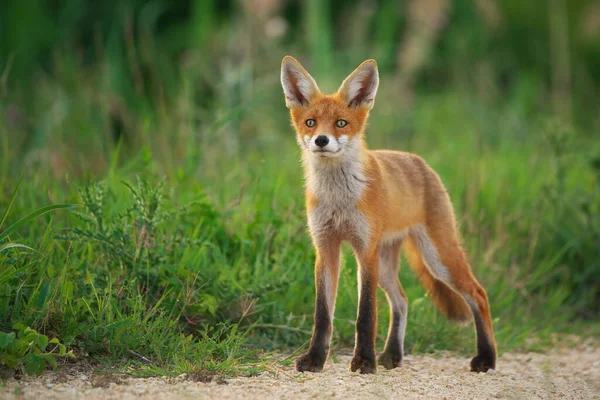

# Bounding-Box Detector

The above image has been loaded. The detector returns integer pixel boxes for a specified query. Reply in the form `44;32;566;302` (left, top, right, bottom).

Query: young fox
280;56;497;374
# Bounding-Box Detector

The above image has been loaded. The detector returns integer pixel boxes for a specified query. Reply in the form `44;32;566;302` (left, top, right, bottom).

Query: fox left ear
281;56;320;108
337;60;379;109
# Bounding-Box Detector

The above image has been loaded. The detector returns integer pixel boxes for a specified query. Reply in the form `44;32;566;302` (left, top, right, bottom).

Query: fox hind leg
411;224;497;372
377;239;408;369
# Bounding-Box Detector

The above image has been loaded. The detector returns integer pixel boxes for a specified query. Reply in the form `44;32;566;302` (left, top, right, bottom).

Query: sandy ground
1;347;599;400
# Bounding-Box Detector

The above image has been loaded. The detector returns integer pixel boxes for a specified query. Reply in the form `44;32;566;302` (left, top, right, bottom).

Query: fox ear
281;56;320;108
337;60;379;109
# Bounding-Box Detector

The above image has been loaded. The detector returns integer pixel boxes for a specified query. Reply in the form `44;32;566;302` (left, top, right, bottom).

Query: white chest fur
305;155;371;250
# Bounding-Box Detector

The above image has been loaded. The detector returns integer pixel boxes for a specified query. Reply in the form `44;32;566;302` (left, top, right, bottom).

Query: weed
0;323;74;377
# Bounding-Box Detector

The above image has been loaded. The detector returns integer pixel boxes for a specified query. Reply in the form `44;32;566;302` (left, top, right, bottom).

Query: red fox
280;56;497;374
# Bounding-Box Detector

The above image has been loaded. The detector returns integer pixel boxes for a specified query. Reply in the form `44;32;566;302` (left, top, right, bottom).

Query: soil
2;347;599;399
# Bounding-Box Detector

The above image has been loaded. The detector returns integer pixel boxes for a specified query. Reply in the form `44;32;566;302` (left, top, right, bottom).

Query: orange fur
404;238;472;322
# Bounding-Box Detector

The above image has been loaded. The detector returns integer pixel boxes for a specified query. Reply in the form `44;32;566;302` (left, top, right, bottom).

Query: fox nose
315;135;329;148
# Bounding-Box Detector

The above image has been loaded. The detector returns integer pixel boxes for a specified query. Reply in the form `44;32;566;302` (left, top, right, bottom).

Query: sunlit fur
281;56;497;375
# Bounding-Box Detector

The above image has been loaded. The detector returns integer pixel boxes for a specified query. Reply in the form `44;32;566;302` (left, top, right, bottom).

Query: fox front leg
295;241;341;372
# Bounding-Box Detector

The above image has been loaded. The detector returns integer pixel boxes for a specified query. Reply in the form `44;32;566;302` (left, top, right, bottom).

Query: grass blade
0;243;38;253
0;173;24;230
0;204;78;242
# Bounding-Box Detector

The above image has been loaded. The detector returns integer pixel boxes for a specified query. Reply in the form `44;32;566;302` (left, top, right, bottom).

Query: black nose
315;135;329;148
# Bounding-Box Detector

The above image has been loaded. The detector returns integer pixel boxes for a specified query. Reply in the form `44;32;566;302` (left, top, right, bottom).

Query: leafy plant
0;323;74;376
59;177;231;271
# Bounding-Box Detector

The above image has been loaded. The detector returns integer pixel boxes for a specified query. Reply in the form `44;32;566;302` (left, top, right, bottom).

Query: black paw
378;351;402;370
470;354;496;372
295;353;325;373
350;354;377;374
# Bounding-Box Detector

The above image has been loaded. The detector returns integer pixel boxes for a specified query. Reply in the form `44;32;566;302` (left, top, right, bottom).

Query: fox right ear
337;60;379;110
280;56;320;108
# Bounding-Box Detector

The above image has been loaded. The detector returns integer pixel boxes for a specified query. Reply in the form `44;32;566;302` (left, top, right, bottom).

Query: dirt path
2;347;599;399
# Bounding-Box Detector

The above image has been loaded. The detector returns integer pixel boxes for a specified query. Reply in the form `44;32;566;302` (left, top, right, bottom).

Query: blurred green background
0;0;599;376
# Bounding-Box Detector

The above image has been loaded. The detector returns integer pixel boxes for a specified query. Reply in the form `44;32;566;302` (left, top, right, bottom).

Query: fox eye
305;119;316;127
335;119;347;128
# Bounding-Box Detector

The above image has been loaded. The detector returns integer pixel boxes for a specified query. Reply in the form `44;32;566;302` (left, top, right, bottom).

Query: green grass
1;78;598;376
1;3;599;376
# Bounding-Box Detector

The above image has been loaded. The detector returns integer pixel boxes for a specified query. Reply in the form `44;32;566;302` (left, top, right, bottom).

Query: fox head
280;56;379;160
